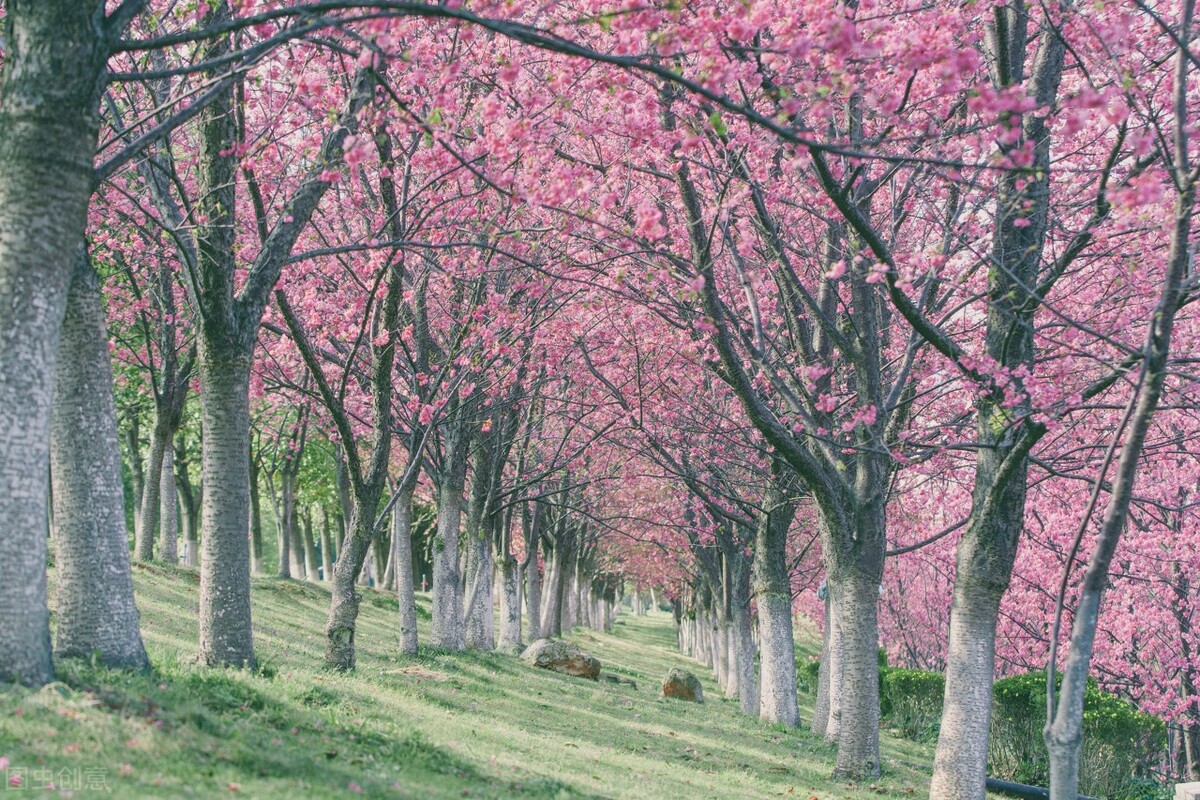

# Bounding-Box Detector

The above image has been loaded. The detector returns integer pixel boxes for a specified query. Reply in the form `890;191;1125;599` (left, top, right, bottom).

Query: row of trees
0;2;1197;799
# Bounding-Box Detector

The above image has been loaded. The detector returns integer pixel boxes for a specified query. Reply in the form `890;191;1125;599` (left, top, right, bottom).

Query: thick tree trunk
712;610;727;688
542;551;561;636
1184;716;1200;781
325;502;373;670
431;464;467;650
197;348;256;668
754;483;799;726
565;561;580;630
177;447;200;568
830;575;881;779
126;415;145;537
929;588;1004;799
249;455;264;574
302;508;320;584
0;1;108;687
499;555;522;651
580;583;593;630
549;543;571;637
159;444;178;564
726;556;758;715
320;506;335;583
135;419;169;560
372;527;388;587
813;591;833;738
276;471;293;579
51;254;149;670
382;527;397;592
358;541;372;586
464;529;495;650
525;550;543;640
394;487;419;655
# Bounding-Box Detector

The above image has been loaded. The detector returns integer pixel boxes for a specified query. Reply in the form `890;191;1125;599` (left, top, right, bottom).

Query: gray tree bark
930;588;1002;798
135;422;168;560
277;471;295;579
320;506;335;583
524;524;543;640
51;252;149;670
729;560;758;716
176;439;200;568
755;475;800;726
813;590;833;738
196;348;256;668
463;467;494;649
498;556;522;651
249;453;265;574
159;445;178;564
431;461;467;649
0;0;109;687
325;502;371;669
302;508;319;584
394;486;419;655
830;575;881;779
125;413;145;538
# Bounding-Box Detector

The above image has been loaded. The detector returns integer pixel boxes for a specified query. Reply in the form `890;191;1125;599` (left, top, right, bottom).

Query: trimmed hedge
795;659;1166;797
880;668;944;741
989;671;1165;800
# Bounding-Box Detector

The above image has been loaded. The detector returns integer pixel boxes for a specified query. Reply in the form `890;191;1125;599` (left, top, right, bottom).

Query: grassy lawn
1;564;935;798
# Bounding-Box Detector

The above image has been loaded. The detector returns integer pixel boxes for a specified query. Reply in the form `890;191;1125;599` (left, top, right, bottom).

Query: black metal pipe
985;777;1100;800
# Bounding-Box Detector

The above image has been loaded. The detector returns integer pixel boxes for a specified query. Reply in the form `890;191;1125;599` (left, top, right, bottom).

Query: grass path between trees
1;564;937;798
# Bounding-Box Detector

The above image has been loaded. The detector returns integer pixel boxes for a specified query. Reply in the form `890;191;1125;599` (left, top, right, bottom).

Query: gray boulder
520;639;601;680
661;667;704;702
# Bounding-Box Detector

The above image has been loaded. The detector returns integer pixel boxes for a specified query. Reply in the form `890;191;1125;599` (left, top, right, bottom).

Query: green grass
2;564;935;798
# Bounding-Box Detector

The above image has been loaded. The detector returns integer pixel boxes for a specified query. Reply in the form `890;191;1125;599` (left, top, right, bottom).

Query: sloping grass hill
0;564;935;798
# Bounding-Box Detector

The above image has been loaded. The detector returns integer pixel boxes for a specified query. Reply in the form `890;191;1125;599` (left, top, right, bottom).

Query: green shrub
988;671;1165;799
797;657;821;695
880;668;944;741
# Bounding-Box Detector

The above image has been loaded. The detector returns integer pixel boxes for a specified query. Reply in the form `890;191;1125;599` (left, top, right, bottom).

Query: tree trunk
0;0;108;687
565;560;580;630
249;454;264;574
549;543;571;637
464;530;494;650
755;494;800;726
196;347;256;668
526;549;543;640
372;527;387;587
126;414;145;538
276;471;293;579
320;506;335;583
813;590;833;738
499;555;522;651
394;487;419;655
730;555;759;717
382;526;397;592
325;502;373;670
302;508;320;584
1184;716;1200;781
177;442;200;568
332;511;343;564
542;549;560;636
159;444;178;564
50;253;149;670
135;419;169;560
431;458;468;650
358;541;372;586
830;575;881;779
929;588;1004;799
